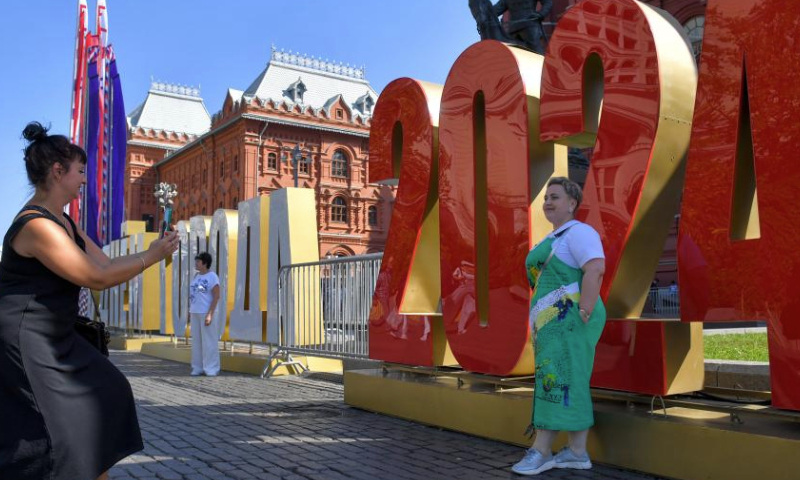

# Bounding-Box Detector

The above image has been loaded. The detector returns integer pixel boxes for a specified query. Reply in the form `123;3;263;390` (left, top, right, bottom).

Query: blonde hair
547;176;583;209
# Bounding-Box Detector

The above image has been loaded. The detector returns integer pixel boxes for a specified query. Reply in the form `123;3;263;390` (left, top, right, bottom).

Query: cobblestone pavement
110;351;668;480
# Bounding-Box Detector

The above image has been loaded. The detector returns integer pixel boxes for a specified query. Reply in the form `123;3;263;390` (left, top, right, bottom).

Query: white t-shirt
545;219;605;269
189;271;220;314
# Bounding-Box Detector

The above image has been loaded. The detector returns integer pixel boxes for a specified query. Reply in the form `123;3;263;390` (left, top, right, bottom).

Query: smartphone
160;207;173;238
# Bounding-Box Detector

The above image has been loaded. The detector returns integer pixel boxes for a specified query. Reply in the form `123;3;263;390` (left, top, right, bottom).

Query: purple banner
109;56;126;241
84;53;100;246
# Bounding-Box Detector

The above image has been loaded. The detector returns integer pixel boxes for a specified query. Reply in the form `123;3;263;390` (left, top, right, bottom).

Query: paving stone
105;351;666;480
184;475;213;480
155;472;183;480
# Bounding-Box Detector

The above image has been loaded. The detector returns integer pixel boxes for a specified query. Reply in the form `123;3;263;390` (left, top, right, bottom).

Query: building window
368;206;378;226
267;152;277;171
287;78;307;103
683;16;704;63
299;156;310;175
203;168;207;183
332;150;348;178
355;93;375;115
233;197;238;208
220;160;225;177
233;155;239;172
331;196;348;223
336;109;344;119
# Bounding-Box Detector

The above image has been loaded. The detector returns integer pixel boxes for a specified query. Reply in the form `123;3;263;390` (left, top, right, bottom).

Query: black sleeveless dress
0;206;143;480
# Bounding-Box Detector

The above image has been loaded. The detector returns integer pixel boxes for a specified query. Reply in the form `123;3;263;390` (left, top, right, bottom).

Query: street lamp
283;144;311;188
153;182;178;236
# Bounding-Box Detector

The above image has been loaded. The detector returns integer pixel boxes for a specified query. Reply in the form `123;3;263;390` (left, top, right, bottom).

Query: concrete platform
344;368;800;480
705;359;770;391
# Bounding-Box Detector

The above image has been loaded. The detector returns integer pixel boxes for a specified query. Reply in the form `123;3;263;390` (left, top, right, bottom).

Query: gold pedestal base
108;335;171;352
344;369;800;480
139;342;342;377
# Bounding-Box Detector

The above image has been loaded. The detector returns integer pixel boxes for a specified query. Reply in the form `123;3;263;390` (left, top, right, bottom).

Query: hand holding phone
160;207;173;238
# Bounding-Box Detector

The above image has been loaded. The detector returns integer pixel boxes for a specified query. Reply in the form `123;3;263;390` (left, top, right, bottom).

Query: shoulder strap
62;212;80;241
531;225;574;294
541;225;572;272
17;205;69;234
5;211;49;245
20;204;51;216
553;224;573;239
6;206;78;247
530;225;574;336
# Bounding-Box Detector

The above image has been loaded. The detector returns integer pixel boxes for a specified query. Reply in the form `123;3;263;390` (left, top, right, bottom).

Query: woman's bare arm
12;218;177;290
579;258;605;322
76;227;112;267
205;284;221;326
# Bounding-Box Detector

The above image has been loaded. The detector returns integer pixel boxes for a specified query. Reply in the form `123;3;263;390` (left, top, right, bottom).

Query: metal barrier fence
262;253;382;377
261;254;679;377
643;286;680;318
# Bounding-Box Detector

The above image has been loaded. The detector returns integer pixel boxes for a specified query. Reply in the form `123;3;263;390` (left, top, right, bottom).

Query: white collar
548;219;579;238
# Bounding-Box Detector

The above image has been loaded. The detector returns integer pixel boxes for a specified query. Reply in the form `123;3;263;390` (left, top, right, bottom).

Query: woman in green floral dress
511;177;606;476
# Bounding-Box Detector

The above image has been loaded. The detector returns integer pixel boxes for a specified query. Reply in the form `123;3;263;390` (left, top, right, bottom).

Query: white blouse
545;219;605;269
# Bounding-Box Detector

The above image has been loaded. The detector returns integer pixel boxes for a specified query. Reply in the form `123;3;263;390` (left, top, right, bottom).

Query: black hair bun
22;122;49;143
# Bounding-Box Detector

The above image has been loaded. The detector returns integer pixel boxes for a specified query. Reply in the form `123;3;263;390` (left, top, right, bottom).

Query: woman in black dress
0;122;179;480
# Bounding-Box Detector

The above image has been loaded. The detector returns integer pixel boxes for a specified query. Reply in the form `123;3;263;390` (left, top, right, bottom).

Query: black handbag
75;315;110;356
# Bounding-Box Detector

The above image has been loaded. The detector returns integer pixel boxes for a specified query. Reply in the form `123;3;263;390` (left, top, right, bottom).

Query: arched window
299;156;310;175
220;159;225;177
331;196;348;223
368;206;378;226
683;16;705;63
267;152;278;171
332;150;348;178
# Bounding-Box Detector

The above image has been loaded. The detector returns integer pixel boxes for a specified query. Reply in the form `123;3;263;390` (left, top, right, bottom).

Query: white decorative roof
128;81;211;135
241;47;379;119
227;88;245;104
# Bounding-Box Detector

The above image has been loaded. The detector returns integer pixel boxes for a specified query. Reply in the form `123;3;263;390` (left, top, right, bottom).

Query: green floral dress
525;227;606;431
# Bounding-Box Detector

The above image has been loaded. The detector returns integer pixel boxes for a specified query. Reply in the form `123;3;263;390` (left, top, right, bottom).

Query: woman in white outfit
188;252;221;376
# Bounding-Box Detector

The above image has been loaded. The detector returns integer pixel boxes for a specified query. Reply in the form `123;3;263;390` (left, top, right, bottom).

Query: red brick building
126;82;211;231
126;48;394;257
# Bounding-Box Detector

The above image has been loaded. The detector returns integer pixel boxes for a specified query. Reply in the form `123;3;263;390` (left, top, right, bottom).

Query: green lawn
703;333;769;362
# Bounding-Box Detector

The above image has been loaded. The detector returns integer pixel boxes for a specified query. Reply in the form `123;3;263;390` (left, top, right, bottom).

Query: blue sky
0;0;478;237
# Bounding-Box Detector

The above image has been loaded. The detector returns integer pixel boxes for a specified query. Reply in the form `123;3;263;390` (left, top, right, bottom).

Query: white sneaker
511;448;555;475
553;446;592;469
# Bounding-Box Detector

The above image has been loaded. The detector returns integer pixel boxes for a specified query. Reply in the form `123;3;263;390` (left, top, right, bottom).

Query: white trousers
190;313;220;375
